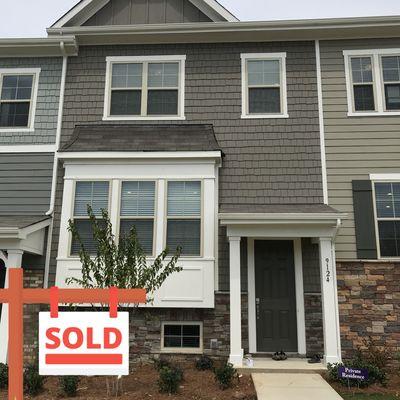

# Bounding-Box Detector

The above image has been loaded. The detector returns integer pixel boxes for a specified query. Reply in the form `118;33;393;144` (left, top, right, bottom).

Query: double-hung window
166;181;201;256
374;182;400;258
349;56;376;112
241;53;288;118
345;49;400;115
0;69;39;130
119;181;156;255
104;56;185;120
71;181;110;255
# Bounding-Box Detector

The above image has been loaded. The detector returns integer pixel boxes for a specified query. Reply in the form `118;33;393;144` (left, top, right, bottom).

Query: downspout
43;42;68;288
315;39;329;205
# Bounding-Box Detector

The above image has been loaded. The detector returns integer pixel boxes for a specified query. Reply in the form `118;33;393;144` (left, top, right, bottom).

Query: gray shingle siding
0;153;53;214
0;57;63;145
50;42;322;289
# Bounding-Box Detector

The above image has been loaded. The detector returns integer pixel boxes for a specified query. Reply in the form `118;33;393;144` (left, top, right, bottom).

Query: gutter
44;42;68;288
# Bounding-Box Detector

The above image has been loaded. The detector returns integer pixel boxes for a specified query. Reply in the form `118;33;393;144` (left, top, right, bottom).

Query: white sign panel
39;312;129;376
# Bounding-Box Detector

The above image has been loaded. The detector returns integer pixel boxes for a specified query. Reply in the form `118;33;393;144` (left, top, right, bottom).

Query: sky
1;0;400;38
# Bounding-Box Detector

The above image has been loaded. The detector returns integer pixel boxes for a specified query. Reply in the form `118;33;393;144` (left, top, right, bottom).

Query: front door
255;240;298;352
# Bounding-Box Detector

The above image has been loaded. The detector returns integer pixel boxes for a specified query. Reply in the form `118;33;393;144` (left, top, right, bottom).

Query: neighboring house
320;39;400;359
1;0;399;368
0;38;77;363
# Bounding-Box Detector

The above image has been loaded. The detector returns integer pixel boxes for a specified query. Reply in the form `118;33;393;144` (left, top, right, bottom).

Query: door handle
256;298;260;320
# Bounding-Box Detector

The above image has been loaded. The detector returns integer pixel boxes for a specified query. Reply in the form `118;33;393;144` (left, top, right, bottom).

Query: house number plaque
325;258;331;282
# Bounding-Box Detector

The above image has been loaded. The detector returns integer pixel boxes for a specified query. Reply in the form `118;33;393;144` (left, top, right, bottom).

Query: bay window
119;181;156;255
71;181;110;255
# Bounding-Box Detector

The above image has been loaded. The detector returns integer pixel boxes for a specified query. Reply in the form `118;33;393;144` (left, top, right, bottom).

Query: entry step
237;358;327;374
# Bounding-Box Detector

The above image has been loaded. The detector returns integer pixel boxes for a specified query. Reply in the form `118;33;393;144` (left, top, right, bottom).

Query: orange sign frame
0;268;146;400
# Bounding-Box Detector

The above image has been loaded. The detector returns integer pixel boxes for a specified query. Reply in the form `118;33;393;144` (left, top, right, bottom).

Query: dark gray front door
255;240;298;352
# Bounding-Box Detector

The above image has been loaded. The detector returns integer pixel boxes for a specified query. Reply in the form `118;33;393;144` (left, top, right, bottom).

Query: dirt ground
329;373;400;397
0;364;256;400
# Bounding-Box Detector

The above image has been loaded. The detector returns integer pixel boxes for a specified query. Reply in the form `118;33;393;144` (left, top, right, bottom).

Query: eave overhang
0;37;78;57
47;16;400;45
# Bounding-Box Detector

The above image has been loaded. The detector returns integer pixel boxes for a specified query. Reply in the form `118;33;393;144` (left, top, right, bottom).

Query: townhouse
0;0;399;367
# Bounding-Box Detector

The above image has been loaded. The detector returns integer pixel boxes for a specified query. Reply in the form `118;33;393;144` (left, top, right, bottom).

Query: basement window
161;322;202;353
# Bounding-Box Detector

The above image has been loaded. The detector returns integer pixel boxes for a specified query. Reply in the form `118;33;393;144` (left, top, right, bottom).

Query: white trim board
0;145;56;153
370;173;400;180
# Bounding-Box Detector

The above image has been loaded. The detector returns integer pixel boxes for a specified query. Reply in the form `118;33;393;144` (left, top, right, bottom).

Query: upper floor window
0;68;40;130
104;56;186;121
241;53;288;119
374;182;400;258
344;49;400;116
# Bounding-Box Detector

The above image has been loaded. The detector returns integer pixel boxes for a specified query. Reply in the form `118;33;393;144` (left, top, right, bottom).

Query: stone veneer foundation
337;261;400;362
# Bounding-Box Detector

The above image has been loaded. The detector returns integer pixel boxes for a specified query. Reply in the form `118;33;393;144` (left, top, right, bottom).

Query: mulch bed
0;364;256;400
328;373;400;397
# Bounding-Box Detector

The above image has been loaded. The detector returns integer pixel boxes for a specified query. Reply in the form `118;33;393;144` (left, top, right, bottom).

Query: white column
319;238;342;364
294;238;307;356
228;236;243;366
0;249;24;363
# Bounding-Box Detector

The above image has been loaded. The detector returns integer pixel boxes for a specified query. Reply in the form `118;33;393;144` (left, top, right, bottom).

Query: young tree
67;205;182;395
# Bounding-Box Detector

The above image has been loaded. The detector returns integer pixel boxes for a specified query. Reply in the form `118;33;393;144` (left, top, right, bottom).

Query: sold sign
39;312;129;376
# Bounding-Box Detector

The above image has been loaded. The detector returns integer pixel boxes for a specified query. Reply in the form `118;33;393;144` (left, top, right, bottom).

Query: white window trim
160;321;203;354
241;52;288;119
371;179;400;260
164;180;203;258
344;49;400;117
0;68;40;132
103;55;186;121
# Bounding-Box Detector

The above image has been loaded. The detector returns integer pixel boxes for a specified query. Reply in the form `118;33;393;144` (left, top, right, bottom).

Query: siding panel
321;38;400;260
0;153;53;215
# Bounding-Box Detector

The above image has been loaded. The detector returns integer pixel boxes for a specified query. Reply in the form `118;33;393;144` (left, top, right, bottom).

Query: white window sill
241;114;289;119
102;116;186;121
378;256;400;261
160;348;202;355
348;111;400;117
0;127;34;133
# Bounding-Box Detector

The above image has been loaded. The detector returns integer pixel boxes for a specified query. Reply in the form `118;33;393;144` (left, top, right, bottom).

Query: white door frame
247;238;307;355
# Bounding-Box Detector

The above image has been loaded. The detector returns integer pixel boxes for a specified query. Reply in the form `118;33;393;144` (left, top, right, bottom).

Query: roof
60;124;223;153
0;215;50;229
51;0;238;28
219;204;341;215
47;15;400;44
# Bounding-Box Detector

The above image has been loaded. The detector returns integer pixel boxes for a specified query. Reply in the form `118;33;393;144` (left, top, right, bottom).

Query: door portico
220;208;346;366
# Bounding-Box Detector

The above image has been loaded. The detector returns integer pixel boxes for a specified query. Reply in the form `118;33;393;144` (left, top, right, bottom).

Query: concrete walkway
252;373;343;400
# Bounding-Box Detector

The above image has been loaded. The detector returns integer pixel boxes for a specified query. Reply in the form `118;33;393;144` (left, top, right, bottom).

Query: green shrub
214;362;238;390
157;366;183;394
24;363;45;396
0;363;8;389
195;355;214;371
327;361;387;388
153;357;172;371
59;376;80;397
358;337;391;370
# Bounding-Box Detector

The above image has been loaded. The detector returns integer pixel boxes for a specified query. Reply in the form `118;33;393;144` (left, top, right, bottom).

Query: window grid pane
0;102;30;127
148;63;179;88
167;181;201;217
353;85;375;111
119;219;154;254
382;56;400;82
121;181;155;217
248;60;280;86
167;219;201;255
1;75;33;100
111;63;142;88
351;57;373;84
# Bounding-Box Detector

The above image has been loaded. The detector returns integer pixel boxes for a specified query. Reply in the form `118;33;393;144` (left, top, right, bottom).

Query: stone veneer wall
129;293;248;363
304;294;324;355
337;261;400;361
23;269;44;364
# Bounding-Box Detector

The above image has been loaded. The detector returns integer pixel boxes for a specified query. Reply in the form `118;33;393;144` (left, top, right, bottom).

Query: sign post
0;268;146;400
